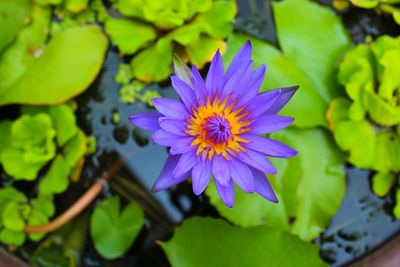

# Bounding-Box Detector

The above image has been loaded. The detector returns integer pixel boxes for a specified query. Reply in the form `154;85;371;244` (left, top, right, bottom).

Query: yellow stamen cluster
186;96;251;160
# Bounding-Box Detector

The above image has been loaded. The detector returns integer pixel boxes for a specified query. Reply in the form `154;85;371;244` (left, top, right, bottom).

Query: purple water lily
130;41;298;207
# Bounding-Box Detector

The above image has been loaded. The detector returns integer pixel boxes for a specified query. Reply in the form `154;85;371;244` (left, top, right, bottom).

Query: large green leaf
0;25;108;106
0;5;51;92
207;128;346;241
0;0;31;53
223;34;327;127
90;197;144;260
105;18;156;55
273;0;352;101
163;217;328;267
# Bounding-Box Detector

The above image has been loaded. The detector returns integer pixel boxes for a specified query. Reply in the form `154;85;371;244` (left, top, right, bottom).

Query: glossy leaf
49;104;78;146
131;37;172;82
186;37;225;68
0;25;108;106
208;128;346;241
39;155;71;195
105;18;156;55
90;197;144;259
163;217;328;267
0;0;31;53
223;34;328;127
273;0;351;101
372;172;395;197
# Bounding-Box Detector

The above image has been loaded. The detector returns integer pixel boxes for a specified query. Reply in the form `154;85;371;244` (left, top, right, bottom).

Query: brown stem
24;159;124;234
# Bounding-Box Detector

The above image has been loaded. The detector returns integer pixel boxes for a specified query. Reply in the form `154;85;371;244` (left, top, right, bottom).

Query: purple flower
129;41;298;207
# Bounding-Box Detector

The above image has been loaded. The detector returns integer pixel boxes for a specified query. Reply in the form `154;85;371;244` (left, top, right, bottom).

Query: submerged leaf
163;217;328;267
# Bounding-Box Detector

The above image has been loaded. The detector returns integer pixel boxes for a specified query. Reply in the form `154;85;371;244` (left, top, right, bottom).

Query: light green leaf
350;0;379;8
31;195;55;218
172;24;202;46
65;0;89;13
34;0;62;5
0;228;26;246
27;210;48;241
1;114;56;180
362;89;400;126
115;63;133;85
105;18;156;55
39;155;71;195
394;189;400;219
223;34;328;128
2;202;27;231
131;37;173;82
207;128;346;241
0;0;31;53
0;5;51;91
372;172;395;197
394;9;400;25
326;98;351;129
90;197;144;260
273;0;352;101
0;120;11;156
0;187;27;212
162;217;328;267
49;104;78;146
64;129;87;168
195;0;236;39
372;131;400;172
0;25;108;106
334;120;376;168
186;37;225;68
119;81;145;104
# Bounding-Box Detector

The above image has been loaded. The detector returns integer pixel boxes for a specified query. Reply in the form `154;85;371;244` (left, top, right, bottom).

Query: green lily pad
131;37;172;82
0;5;51;92
334;120;376;168
0;25;108;106
350;0;379;8
105;18;156;55
63;129;87;168
49;104;78;146
223;34;328;128
162;217;328;267
372;172;395;197
0;0;31;53
1;114;56;180
186;37;225;68
207;128;346;241
273;0;352;102
0;228;26;246
90;197;144;260
39;155;71;195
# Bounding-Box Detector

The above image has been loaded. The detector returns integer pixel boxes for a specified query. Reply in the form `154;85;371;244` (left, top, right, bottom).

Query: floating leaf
49;104;78;146
186;37;225;68
39;155;71;195
105;18;156;55
0;187;27;211
90;197;144;260
115;63;133;85
0;5;51;91
0;114;56;180
372;172;395;197
65;0;89;13
0;228;25;246
63;129;87;168
2;202;28;231
0;120;11;156
27;210;48;241
162;217;328;267
326;98;351;129
350;0;379;8
0;25;108;106
0;0;31;53
131;37;172;82
207;128;346;241
273;0;352;101
223;34;328;127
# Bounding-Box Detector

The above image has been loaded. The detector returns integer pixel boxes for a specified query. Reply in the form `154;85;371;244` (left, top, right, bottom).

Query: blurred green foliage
327;35;400;218
0;104;93;246
90;196;144;259
163;217;328;267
